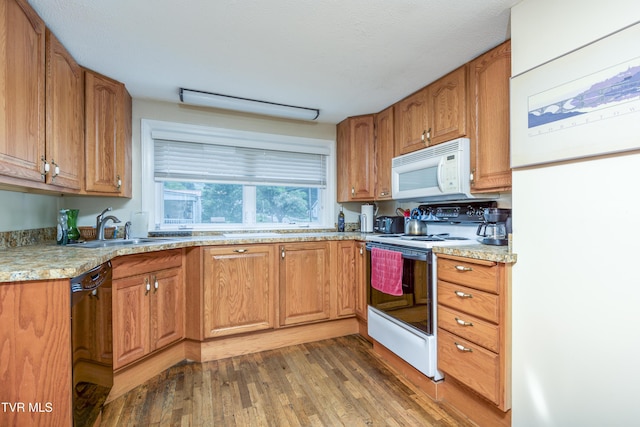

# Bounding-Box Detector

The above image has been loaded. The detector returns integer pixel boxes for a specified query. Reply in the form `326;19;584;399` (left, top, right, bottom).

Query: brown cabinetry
84;69;132;197
428;66;467;145
468;40;512;192
354;241;368;320
202;245;276;338
111;250;184;369
334;241;357;318
279;241;331;326
374;106;394;200
394;87;430;155
45;28;84;191
436;254;511;411
0;0;46;185
0;279;71;427
336;115;375;202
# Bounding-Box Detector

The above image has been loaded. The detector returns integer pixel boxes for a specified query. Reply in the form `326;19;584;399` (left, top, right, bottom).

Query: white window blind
154;139;327;187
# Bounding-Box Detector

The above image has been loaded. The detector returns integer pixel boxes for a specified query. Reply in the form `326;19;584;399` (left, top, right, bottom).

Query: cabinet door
335;241;356;318
0;0;45;184
469;40;512;192
349;115;375;200
279;242;331;326
354;241;368;320
394;88;430;155
374;106;394;200
112;274;150;369
429;66;467;145
150;267;184;350
45;29;84;191
84;69;130;195
203;245;276;337
336;116;375;202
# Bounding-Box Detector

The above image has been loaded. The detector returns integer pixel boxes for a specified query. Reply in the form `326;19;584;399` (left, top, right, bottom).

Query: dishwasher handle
70;260;112;293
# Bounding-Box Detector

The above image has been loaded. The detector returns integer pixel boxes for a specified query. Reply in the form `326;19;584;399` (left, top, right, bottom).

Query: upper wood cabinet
428;66;467;146
468;40;512;193
84;69;132;197
374;106;394;200
336;115;375;202
279;242;331;326
0;0;46;185
394;87;430;155
202;245;276;338
45;29;84;191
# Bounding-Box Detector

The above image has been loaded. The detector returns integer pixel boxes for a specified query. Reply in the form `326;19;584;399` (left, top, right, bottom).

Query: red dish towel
371;247;403;296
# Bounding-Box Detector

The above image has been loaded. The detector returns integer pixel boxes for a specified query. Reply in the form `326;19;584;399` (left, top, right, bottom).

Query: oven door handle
401;253;429;262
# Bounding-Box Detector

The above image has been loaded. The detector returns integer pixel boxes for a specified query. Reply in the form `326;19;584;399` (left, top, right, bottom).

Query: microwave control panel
441;153;459;191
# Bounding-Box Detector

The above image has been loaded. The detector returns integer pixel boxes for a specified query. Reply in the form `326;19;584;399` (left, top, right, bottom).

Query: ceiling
29;0;520;124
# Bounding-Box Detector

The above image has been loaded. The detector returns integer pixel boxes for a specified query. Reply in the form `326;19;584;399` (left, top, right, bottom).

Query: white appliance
365;204;484;380
360;204;375;233
392;138;496;202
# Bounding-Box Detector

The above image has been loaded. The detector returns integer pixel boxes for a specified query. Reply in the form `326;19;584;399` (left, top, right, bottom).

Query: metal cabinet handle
454;290;473;298
421;128;432;146
455;317;473;327
145;278;151;295
351;187;355;196
379;191;389;196
359;246;364;255
233;249;248;253
116;174;122;190
454;342;473;352
153;276;159;293
455;265;473;272
281;247;285;259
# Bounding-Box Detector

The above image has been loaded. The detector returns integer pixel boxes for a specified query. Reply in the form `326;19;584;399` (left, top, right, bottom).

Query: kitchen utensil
482;208;511;223
130;211;149;238
405;219;428;235
478;207;511;245
375;216;404;234
395;208;407;217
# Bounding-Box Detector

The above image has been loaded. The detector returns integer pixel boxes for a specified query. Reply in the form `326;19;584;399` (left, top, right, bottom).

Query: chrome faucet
96;207;121;240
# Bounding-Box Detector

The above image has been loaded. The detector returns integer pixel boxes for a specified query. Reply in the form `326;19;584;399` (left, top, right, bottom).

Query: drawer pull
454;290;473;298
455;317;473;327
455;265;473;272
454;342;473;352
233;249;248;253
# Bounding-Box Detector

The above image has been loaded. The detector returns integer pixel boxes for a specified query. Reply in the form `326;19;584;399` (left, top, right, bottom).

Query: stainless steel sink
68;238;174;248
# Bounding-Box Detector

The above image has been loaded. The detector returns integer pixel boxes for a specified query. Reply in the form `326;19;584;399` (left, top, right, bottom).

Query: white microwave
392;137;490;202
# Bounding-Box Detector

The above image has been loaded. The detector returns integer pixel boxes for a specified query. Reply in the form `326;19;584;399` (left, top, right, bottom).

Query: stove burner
398;233;470;242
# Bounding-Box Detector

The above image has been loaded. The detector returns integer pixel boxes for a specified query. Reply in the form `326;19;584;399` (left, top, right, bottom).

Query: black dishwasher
70;261;113;427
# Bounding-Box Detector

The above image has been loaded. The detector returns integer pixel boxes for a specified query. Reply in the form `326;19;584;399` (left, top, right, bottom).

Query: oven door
366;244;433;335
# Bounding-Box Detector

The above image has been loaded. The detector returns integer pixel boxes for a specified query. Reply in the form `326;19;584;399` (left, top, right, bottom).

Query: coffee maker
477;208;512;246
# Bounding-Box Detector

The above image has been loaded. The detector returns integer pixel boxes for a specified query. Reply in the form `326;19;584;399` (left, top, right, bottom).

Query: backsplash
0;227;56;249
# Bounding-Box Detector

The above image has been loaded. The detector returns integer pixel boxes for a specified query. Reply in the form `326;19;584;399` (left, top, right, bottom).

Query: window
141;120;335;231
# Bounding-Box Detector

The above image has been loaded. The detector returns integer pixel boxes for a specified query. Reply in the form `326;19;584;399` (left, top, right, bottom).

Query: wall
0;191;59;232
511;1;640;425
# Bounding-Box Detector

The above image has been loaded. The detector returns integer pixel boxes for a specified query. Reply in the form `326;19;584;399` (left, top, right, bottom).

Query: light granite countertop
0;232;516;283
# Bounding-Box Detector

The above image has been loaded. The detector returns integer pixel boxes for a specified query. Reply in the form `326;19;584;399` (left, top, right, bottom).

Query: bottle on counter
57;210;68;245
338;206;345;232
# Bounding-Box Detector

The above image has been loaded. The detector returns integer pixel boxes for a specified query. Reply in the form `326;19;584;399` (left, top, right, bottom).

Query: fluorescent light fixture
179;88;320;121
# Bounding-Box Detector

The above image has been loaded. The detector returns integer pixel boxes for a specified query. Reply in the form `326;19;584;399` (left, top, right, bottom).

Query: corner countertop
0;232;516;283
432;244;517;264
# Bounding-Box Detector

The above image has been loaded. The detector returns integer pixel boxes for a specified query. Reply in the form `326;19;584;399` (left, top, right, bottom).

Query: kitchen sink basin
68;238;174;248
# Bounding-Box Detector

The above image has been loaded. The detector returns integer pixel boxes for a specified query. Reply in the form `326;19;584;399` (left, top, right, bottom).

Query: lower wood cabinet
436;254;511;411
111;250;184;369
334;241;358;318
279;241;331;326
354;241;368;320
202;245;276;338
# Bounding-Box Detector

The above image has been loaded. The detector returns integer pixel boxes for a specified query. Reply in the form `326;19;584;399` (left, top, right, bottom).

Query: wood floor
101;335;474;426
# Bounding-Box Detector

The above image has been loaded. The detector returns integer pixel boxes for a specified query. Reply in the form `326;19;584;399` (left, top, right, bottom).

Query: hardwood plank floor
101;335;474;426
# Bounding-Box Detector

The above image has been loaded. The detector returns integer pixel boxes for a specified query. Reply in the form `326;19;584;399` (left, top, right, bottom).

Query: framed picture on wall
510;21;640;168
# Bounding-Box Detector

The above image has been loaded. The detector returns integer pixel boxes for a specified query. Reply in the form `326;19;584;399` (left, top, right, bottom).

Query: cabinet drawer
438;328;500;406
438;305;499;352
112;249;183;279
438;281;499;323
437;256;499;293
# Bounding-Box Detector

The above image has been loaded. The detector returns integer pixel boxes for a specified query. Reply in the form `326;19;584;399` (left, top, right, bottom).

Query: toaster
374;216;405;234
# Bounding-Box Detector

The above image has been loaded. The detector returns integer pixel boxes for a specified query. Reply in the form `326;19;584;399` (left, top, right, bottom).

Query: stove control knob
466;206;475;216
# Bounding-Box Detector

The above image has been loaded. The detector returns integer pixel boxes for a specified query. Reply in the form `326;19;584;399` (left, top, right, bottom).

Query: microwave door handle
436;157;445;192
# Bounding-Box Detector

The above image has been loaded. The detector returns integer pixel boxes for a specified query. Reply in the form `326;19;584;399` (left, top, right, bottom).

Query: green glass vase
66;209;80;243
